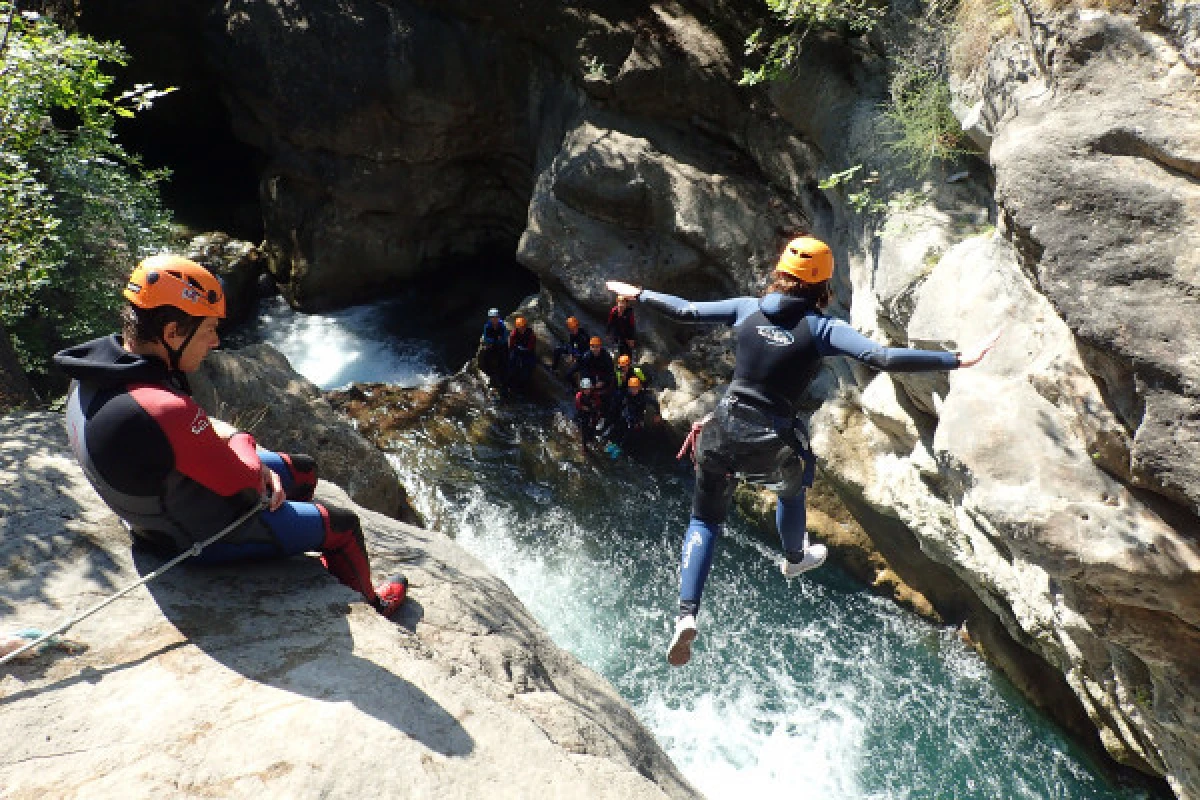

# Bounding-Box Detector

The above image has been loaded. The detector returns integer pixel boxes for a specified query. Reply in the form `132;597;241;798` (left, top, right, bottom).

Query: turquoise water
252;302;1156;800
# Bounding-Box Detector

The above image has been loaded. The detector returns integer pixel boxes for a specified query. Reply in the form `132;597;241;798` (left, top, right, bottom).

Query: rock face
0;410;697;800
189;343;416;522
67;0;1200;796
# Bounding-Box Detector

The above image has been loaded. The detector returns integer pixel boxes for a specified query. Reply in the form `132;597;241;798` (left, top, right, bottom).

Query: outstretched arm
604;280;757;325
819;319;1003;371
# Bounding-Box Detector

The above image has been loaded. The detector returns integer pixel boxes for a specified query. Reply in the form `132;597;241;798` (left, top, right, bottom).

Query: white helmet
579;377;593;390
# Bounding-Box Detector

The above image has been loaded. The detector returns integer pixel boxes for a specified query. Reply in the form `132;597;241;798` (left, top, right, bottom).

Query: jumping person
607;294;638;359
53;254;408;618
606;236;1000;666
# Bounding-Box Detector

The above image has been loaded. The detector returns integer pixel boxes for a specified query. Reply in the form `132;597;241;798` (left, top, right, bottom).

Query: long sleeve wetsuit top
640;290;957;415
54;334;267;551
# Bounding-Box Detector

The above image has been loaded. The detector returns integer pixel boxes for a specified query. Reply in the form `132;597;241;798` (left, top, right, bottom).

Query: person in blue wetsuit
606;236;1000;666
53;254;408;618
477;308;509;391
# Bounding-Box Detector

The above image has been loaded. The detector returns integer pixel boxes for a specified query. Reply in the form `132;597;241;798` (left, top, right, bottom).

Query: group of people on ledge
477;295;658;458
49;234;999;670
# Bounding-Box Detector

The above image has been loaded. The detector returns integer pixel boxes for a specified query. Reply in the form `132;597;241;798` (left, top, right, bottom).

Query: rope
676;413;712;464
1;498;266;668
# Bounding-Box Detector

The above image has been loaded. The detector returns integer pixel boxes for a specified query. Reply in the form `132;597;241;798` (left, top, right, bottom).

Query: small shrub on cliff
740;0;886;85
0;4;174;385
881;58;968;176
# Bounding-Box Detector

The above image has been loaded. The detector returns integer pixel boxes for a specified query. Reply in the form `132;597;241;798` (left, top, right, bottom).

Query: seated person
53;254;408;618
551;316;590;372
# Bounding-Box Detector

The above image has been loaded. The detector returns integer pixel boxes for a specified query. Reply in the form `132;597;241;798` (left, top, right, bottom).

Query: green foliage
818;164;888;214
880;59;967;176
0;4;175;378
740;0;885;85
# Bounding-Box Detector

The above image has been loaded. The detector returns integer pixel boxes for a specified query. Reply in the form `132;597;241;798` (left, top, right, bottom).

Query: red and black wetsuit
53;334;381;603
607;305;637;358
574;389;606;444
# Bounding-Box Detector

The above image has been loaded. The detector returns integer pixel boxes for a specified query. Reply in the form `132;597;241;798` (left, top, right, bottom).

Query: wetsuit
574;389;606;444
552;327;591;370
52;334;381;604
508;327;537;388
640;290;959;617
568;348;616;395
478;319;509;387
609;387;650;447
607;305;637;358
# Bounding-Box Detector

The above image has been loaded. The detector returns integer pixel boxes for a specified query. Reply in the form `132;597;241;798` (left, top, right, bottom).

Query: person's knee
321;504;365;552
280;453;318;501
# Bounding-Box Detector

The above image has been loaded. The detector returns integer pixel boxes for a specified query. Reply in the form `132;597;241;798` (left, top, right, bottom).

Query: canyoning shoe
781;544;827;578
374;573;409;619
666;614;698;667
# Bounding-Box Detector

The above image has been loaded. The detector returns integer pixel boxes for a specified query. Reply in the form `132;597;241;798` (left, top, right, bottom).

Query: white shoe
666;615;698;667
781;544;827;578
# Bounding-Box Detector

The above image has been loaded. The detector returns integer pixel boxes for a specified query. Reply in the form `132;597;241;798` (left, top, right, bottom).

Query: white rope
1;499;266;667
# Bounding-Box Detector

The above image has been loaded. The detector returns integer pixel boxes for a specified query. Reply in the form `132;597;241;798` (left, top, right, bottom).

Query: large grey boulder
190;343;414;521
0;411;696;799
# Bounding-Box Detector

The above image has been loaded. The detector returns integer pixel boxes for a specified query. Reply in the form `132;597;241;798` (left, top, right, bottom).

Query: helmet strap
160;323;200;393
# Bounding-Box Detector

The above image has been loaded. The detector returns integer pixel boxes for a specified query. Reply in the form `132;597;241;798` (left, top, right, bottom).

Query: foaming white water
248;297;441;389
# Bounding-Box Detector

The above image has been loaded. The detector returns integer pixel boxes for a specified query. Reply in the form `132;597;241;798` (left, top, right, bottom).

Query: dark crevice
77;1;267;241
1090;129;1200;184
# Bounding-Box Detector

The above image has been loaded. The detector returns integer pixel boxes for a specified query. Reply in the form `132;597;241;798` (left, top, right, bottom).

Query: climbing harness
0;498;266;668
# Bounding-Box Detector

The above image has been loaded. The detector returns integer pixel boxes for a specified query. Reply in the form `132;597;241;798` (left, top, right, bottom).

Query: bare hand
605;280;642;298
958;327;1003;368
262;465;286;511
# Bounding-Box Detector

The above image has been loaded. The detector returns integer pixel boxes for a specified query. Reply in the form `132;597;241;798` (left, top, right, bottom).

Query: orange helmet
627;376;641;388
776;236;834;284
617;354;631;367
589;336;603;347
124;254;225;318
566;316;579;331
514;317;527;329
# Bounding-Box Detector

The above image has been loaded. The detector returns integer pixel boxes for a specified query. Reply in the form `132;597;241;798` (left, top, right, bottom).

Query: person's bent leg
776;491;827;577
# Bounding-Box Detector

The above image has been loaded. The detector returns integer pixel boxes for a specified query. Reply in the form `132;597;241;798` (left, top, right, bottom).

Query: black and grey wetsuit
640;290;958;615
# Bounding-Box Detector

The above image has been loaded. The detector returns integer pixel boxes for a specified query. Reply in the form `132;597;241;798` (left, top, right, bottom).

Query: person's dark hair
764;271;831;307
120;303;203;346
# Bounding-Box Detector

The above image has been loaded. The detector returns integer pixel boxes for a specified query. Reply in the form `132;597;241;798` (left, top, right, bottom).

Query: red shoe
374;573;409;619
